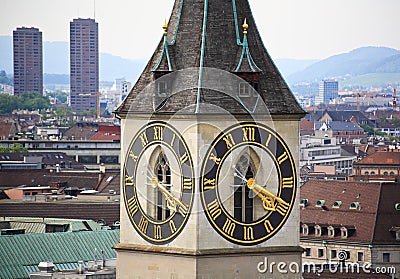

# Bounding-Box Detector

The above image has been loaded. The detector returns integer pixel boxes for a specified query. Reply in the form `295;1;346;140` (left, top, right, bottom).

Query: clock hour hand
151;178;188;216
246;178;289;211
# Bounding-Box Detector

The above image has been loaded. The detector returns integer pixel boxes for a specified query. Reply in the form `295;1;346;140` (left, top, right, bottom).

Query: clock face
123;121;194;244
200;122;296;245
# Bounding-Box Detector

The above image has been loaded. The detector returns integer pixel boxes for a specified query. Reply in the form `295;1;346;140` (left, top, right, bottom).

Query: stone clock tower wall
115;0;306;277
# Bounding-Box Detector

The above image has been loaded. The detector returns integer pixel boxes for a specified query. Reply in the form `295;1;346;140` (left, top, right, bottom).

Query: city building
13;27;43;96
70;18;99;112
315;80;339;105
315;121;366;144
352;151;400;178
300;135;358;176
300;180;400;279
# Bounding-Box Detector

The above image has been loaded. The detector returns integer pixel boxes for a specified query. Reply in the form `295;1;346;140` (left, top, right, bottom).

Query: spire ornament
242;18;248;34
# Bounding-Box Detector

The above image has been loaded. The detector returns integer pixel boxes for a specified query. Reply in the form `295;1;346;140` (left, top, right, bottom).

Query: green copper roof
0;230;119;279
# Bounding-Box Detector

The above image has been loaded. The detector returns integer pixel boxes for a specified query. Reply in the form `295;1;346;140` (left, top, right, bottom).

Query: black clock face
200;122;296;245
123;121;194;244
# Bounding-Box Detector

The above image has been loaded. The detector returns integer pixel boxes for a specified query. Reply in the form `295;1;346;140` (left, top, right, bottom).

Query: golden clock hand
151;178;189;216
246;178;289;211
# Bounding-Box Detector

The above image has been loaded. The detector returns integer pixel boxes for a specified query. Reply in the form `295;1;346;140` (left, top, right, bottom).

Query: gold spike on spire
163;19;168;35
242;18;248;34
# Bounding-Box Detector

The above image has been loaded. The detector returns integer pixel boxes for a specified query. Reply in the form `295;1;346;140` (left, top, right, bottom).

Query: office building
13;27;43;96
70;18;99;112
316;80;339;105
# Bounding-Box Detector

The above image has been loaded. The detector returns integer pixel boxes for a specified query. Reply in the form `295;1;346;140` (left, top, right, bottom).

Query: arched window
364;171;369;175
234;155;254;222
155;153;171;221
383;171;388;176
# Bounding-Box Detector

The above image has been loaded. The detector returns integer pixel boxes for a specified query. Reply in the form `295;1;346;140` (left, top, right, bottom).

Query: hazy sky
1;0;399;61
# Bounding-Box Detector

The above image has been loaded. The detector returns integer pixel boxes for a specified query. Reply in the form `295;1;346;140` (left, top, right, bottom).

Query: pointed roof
116;0;305;117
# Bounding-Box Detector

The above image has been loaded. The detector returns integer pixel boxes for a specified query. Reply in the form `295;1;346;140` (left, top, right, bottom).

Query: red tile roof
89;125;120;141
354;151;400;166
300;180;400;244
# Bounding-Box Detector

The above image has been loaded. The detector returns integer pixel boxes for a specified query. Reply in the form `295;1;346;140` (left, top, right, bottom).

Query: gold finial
163;19;168;35
242;18;248;34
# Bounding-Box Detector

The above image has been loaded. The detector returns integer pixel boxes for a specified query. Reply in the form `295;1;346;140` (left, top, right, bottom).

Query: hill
288;46;400;84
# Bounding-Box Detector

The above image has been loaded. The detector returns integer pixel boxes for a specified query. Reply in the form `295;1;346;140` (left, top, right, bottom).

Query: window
383;253;390;263
331;250;337;259
328;226;335;237
302;224;309;235
315;225;322;236
155;153;171;221
157;81;168;97
318;248;324;258
341;227;348;238
305;248;311;257
358;252;364;262
239;82;251;97
100;156;118;164
78;155;97;164
234;155;254;222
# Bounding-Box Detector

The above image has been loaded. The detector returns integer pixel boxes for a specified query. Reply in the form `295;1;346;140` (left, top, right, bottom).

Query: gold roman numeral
153;126;163;141
128;151;138;161
170;133;176;147
139;132;149;147
180;152;189;164
125;175;134;186
277;151;288;165
264;220;274;233
265;134;272;147
183;178;192;190
127;196;139;215
138;216;148;234
203;178;216;190
242;127;255;142
209;153;221;165
207;199;222;220
244;226;254;241
276;203;289;216
222;219;235;237
154;225;162;239
169;220;177;233
223;133;235;149
282;177;294;188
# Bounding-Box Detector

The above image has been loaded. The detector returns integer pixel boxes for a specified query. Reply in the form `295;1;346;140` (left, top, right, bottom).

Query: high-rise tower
115;0;306;278
13;27;43;96
70;18;99;112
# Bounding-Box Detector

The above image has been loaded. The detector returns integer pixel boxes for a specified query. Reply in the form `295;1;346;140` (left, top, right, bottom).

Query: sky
1;0;399;61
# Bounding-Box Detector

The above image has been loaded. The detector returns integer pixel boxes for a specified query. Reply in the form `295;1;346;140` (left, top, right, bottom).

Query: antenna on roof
93;0;96;20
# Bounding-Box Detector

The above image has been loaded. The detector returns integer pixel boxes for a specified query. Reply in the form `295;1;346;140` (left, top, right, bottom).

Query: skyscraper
315;80;339;105
70;18;99;112
13;27;43;96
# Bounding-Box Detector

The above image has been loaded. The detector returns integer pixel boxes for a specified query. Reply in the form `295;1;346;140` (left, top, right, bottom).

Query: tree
18;92;51;110
0;94;19;114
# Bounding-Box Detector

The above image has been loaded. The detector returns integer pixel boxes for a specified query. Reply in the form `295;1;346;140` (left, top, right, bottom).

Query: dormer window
300;199;308;208
350;202;360;210
328;226;336;237
302;224;309;235
157;81;168;97
239;82;251;97
316;200;325;207
341;227;348;238
315;225;322;236
332;201;342;209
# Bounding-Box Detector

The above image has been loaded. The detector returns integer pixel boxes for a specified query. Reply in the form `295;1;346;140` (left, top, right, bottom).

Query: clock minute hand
151;178;188;216
246;178;289;211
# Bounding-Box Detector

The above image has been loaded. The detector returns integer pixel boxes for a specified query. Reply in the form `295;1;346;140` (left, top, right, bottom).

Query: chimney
38;261;54;273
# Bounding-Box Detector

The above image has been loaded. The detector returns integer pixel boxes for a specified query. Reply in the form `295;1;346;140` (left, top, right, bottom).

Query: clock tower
114;0;306;278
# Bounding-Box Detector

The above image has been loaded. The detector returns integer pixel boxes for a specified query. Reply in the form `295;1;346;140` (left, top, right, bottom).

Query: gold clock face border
123;121;195;244
200;122;297;245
